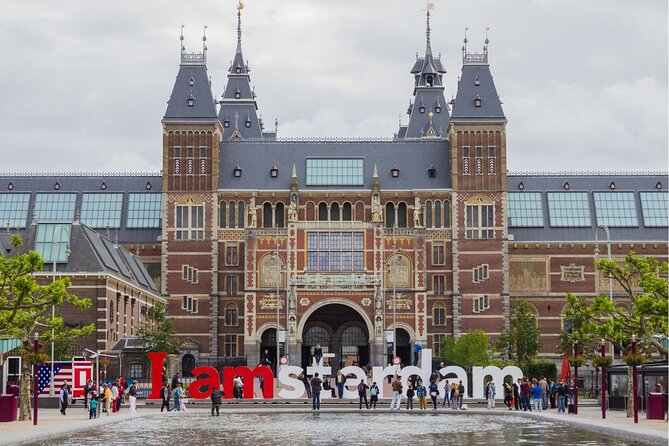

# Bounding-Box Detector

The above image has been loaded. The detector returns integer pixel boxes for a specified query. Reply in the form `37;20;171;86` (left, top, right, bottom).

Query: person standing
556;380;567;414
310;373;322;410
83;379;92;410
59;382;70;415
88;391;98;419
406;384;415;410
441;379;450;408
171;373;181;391
416;381;427;410
413;342;422;366
160;382;171;412
531;379;543;412
513;379;521;411
370;382;380;409
115;378;124;412
172;383;183;412
336;371;345;399
391;375;403;410
428;380;439;410
103;384;112;416
210;385;223;416
313;344;323;365
503;382;513;410
300;373;311;399
539;376;549;410
128;382;138;413
549;379;557;409
458;380;465;409
486;380;496;410
357;379;369;409
521;378;531;411
110;382;119;413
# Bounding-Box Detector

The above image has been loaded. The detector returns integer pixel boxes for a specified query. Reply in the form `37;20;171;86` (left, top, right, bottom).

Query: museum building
0;6;666;376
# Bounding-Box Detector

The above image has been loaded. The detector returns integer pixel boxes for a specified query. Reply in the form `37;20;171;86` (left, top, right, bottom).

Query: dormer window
435;106;441;113
189;76;195;86
474;76;480;86
235;67;241;74
426;76;433;87
391;165;400;178
419;106;426;113
270;165;279;178
233;164;243;177
245;120;251;128
234;91;241;99
223;120;230;128
427;165;437;178
187;94;196;107
473;94;482;108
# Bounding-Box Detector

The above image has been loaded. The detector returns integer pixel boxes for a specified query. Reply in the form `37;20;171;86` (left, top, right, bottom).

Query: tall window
307;232;364;272
81;193;123;228
127;193;162;228
425;200;451;228
318;202;328;221
640;192;668;227
35;223;71;262
594;192;638;227
219;201;227;228
385;203;395;227
0;193;30;228
225;303;238;326
433;334;446;352
226;245;239;266
263;202;273;227
547;192;591;227
175;205;204;240
331;202;340;221
342;202;352;221
462;147;470;175
224;335;238;357
228;202;236;229
237;201;245;228
432;244;445;265
466;204;494;239
226;275;238;296
275;202;284;228
397;203;407;228
433;302;446;326
433;275;445;295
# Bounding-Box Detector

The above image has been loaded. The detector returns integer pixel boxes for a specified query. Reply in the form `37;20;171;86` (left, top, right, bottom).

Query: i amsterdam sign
147;349;523;401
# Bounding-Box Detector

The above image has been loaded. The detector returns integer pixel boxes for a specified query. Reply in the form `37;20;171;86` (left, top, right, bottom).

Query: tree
440;330;491;368
0;236;94;420
136;302;179;354
562;252;668;417
496;299;542;373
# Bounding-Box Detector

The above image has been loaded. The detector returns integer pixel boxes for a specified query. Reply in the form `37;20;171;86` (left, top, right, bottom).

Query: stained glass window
0;193;30;228
81;193;123;228
35;223;71;262
640;192;668;227
547;192;591;227
594;192;638;227
127;193;162;228
508;192;544;227
306;159;364;186
34;193;76;222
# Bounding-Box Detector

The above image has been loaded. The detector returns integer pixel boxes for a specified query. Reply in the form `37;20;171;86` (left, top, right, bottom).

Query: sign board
278;330;286;343
392;356;401;365
386;330;394;343
279;356;288;365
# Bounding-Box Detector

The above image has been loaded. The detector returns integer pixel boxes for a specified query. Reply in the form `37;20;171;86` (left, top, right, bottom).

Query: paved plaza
1;400;666;445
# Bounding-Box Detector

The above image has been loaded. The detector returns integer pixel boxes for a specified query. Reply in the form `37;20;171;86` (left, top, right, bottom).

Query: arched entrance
259;328;277;371
395;328;411;367
181;354;195;377
300;304;370;371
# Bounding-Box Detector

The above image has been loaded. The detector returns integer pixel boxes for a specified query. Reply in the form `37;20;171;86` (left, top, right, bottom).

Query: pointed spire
237;1;244;49
202;25;208;58
292;164;297;178
425;2;434;55
180;24;185;55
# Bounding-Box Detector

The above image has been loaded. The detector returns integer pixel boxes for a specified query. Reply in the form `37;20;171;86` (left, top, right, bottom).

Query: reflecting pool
33;412;649;446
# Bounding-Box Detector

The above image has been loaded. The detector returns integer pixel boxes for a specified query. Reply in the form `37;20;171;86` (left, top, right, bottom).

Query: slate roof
163;56;218;122
450;55;505;122
219;139;451;190
0;174;162;244
507;173;668;242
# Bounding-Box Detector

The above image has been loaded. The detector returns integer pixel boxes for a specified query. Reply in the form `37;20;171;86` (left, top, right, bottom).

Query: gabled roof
163;58;218;122
450;54;505;122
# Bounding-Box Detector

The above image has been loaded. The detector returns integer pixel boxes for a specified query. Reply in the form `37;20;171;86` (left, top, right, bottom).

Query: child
89;392;98;419
416;380;427;410
406;384;415;410
370;382;379;409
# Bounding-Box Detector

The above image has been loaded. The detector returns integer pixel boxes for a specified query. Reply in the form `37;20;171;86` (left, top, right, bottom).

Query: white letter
472;366;523;399
437;366;468;399
278;365;305;399
340;366;366;399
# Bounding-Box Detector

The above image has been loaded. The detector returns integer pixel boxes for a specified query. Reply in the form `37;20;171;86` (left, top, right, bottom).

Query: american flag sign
37;361;93;397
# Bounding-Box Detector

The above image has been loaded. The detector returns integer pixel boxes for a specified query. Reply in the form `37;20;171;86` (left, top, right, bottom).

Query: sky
0;0;667;174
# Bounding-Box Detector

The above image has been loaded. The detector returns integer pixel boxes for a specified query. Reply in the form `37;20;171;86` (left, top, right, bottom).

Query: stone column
209;294;219;356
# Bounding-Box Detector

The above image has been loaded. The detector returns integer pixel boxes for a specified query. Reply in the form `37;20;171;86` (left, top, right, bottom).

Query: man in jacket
210;385;223;416
357;379;369;409
335;371;345;399
128;382;138;413
391;375;403;410
310;373;323;410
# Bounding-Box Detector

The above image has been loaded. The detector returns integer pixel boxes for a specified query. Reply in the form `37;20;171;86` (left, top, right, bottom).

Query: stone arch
297;297;375;343
255;321;284;343
387;321;416;341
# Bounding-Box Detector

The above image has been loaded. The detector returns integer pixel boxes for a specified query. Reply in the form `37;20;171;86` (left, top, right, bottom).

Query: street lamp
594;225;612;303
83;348;117;418
600;339;607;420
271;225;286;388
32;332;39;426
385;225;399;360
50;224;71;397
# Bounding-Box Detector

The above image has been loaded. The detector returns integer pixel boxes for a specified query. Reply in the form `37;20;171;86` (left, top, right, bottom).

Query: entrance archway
259;328;277;371
300;304;370;370
395;328;411;367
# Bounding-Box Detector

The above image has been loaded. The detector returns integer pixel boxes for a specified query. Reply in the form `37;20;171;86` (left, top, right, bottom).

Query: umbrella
560;351;570;380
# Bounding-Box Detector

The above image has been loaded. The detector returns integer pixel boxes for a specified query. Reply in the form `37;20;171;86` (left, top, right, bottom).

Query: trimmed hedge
525;359;557;380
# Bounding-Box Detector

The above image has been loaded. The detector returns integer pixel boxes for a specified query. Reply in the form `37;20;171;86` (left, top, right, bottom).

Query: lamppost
387;225;399;359
272;225;284;387
573;342;579;415
631;335;639;424
50;224;71;397
32;332;39;426
83;348;116;418
600;339;607;419
594;225;613;303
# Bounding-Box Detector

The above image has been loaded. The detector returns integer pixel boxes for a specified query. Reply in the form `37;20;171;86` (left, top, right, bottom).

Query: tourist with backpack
369;382;380;408
210;385;223;416
160;382;171;412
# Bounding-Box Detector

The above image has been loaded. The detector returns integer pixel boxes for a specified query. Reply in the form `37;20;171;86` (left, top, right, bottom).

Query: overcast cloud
0;0;666;173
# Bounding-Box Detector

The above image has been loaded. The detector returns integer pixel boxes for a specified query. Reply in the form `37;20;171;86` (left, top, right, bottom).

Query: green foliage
440;330;491;368
137;302;179;354
525;359;557;381
562;253;668;358
496;299;542;372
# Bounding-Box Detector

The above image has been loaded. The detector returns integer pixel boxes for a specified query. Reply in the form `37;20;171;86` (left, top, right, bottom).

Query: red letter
223;366;274;399
188;366;220;399
147;352;167;399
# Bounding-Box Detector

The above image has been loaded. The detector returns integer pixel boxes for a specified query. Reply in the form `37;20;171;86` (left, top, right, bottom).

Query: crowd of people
502;377;576;414
58;376;139;419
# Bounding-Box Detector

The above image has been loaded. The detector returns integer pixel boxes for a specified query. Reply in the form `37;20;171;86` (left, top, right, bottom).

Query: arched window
385;202;395;227
443;201;451;227
181;354;196;377
219;201;227;228
304;325;331;347
318;202;328;221
275;202;285;227
342;202;352;221
228;202;236;229
398;202;407;227
435;200;442;227
263;202;273;227
237;201;245;228
225;303;238;326
331;202;340;221
425;200;432;228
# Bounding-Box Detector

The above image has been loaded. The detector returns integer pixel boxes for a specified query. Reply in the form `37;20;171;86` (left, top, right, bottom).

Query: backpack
371;387;378;397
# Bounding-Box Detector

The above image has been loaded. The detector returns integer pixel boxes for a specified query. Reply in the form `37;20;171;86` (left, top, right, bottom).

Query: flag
560;352;570;380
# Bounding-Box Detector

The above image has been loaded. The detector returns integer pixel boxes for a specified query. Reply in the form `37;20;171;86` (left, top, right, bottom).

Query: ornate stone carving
288;194;298;222
385;255;411;288
361;297;372;306
260;255;282;288
387;293;411;310
371;193;383;222
247;196;257;228
413;196;423;227
299;297;311;307
560;263;585;283
259;293;284;310
509;258;548;293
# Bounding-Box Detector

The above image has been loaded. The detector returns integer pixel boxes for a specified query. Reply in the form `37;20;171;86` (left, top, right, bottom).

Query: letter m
222;366;274;399
472;366;523;399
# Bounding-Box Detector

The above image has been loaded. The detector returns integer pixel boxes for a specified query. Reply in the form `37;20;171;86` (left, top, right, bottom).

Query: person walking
59;382;70;415
172;383;183;412
128;382;138;413
171;373;181;391
310;373;323;410
390;375;403;410
210;385;223;416
428;380;439;410
413;342;422;366
370;382;380;409
416;380;427;410
103;383;112;416
88;391;98;419
357;379;369;409
115;379;124;412
521;378;531;411
336;371;345;399
160;382;171;412
110;382;119;413
486;379;496;410
406;384;415;410
441;379;450;407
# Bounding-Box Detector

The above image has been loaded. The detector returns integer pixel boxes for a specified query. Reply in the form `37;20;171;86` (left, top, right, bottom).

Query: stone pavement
0;400;666;445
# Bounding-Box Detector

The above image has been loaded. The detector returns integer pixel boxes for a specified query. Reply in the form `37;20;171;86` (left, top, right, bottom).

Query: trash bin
646;393;665;420
0;394;18;422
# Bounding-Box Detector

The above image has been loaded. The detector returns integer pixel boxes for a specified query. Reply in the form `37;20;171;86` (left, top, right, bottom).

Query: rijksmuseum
0;6;667;377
